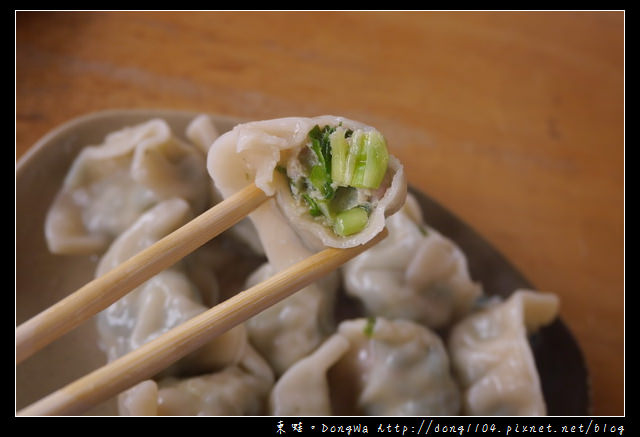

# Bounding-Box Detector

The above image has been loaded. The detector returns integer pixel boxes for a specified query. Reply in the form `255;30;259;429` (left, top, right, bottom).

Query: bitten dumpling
447;290;560;415
45;118;211;254
342;194;482;329
207;116;406;252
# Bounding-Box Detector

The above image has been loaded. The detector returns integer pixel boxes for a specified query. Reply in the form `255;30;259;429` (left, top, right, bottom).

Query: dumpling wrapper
331;318;461;416
447;289;560;415
45;118;211;255
269;333;350;415
244;262;337;376
342;193;483;328
119;343;274;416
271;317;461;416
95;198;246;380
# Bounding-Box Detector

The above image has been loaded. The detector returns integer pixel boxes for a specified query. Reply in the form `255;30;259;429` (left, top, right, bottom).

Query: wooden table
16;11;624;416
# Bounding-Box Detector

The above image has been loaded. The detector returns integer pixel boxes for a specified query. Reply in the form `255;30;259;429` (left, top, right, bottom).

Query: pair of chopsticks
16;183;387;416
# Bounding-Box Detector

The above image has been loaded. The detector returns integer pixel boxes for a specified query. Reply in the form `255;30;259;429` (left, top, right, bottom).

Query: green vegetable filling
279;124;390;237
334;207;370;237
331;128;389;190
363;316;377;337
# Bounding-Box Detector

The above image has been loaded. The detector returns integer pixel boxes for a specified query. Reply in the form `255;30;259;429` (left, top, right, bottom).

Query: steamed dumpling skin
333;318;461;416
244;262;337;376
270;317;461;416
45;118;211;255
95;199;250;404
155;344;274;416
448;290;559;415
119;344;274;416
342;194;482;329
95;199;245;374
269;334;349;415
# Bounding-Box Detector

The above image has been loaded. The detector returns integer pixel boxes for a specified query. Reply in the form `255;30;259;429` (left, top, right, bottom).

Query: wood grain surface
16;11;624;416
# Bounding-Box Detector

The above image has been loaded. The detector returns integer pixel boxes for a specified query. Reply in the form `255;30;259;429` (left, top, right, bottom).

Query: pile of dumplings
45;115;560;416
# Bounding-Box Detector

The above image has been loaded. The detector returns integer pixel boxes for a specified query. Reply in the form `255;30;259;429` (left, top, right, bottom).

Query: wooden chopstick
15;183;269;364
18;228;387;416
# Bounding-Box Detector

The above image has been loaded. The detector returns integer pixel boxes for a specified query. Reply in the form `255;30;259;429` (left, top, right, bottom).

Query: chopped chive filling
278;124;390;237
363;316;377;337
309;164;333;199
331;128;389;189
334;206;369;236
302;194;322;217
308;125;333;176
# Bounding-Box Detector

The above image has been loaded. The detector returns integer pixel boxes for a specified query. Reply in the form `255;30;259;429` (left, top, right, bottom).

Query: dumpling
185;113;265;256
447;290;560;415
269;334;349;415
185;114;220;155
342;193;482;329
207;116;406;252
95;198;246;381
95;197;271;416
207;116;403;375
271;318;461;416
244;262;337;376
119;343;274;416
331;318;461;416
156;344;273;416
45;118;210;254
118;380;159;416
